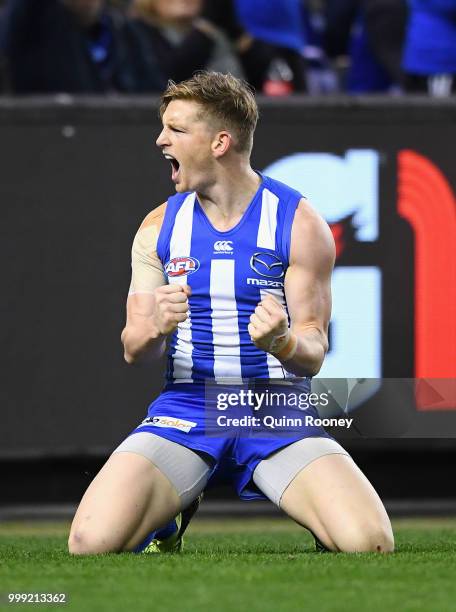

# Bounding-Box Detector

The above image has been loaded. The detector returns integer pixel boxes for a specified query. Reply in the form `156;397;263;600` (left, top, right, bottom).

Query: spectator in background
0;0;165;94
363;0;407;87
129;0;243;83
402;0;456;96
324;0;407;93
299;1;340;95
234;0;308;93
131;0;309;95
198;0;274;92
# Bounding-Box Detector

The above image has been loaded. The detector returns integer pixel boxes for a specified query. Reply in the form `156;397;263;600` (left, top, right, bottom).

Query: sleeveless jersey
156;174;302;384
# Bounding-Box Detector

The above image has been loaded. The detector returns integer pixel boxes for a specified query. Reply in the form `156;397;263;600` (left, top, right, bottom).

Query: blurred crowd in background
0;0;454;97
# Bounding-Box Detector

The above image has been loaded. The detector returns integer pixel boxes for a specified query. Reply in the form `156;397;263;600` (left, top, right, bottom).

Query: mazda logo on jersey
250;252;284;278
165;256;200;277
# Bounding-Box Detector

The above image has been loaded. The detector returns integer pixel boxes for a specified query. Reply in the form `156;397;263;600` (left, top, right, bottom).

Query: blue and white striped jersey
156;174;303;384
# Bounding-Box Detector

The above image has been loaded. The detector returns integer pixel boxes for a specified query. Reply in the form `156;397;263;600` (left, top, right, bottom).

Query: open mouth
164;153;180;182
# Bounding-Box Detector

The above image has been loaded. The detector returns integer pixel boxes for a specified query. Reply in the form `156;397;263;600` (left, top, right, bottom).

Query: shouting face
156;100;220;194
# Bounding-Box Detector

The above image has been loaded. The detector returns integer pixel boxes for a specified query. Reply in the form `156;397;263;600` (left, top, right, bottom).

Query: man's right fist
153;284;191;335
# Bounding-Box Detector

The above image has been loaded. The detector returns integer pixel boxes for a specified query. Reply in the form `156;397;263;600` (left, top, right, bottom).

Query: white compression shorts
113;433;349;508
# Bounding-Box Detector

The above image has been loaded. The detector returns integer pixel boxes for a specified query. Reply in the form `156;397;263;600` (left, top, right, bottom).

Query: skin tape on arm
271;332;298;362
129;210;166;295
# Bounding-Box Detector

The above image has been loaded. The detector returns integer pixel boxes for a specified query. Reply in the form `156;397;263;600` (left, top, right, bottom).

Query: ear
211;131;232;158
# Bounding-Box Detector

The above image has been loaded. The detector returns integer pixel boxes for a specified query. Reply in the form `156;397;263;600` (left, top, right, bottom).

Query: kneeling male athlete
69;72;394;554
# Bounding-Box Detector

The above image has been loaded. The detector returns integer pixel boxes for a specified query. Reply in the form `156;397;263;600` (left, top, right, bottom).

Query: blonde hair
160;71;259;153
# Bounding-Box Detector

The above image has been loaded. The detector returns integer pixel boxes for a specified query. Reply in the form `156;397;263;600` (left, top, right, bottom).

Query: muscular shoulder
129;203;167;294
139;202;167;231
290;198;335;269
133;203;167;254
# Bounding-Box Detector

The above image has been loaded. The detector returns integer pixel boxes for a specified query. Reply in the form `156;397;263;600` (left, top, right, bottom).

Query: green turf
1;518;456;612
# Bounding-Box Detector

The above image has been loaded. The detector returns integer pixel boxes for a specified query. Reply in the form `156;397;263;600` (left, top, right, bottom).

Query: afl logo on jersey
165;256;200;277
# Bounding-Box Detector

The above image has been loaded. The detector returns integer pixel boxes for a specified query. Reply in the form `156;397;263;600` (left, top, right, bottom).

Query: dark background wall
0;97;455;504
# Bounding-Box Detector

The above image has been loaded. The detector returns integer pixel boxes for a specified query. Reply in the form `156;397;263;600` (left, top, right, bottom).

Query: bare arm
283;199;335;375
122;203;192;364
248;199;335;377
122;296;165;365
121;204;166;363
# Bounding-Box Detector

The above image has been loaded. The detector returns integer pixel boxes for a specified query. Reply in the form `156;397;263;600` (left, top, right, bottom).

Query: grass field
1;517;456;612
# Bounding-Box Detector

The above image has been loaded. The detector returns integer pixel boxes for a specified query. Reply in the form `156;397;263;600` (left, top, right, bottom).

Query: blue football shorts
124;383;334;501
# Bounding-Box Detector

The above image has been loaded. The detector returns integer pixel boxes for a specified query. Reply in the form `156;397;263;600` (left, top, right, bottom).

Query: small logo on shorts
165;257;200;277
142;415;197;433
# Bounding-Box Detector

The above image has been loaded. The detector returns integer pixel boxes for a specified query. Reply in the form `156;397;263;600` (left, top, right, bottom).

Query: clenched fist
153;284;191;335
248;294;290;354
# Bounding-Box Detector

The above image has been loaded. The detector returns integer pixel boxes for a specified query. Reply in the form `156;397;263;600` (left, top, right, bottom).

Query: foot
314;535;330;553
140;494;203;554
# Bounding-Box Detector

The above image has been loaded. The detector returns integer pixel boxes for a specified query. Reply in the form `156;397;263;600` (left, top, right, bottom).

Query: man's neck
196;165;261;232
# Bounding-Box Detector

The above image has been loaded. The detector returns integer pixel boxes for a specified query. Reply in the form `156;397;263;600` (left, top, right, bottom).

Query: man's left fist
248;294;289;354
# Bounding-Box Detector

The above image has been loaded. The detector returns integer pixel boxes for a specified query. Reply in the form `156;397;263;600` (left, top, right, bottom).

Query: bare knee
68;529;89;555
67;452;181;556
68;526;120;555
337;521;394;553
